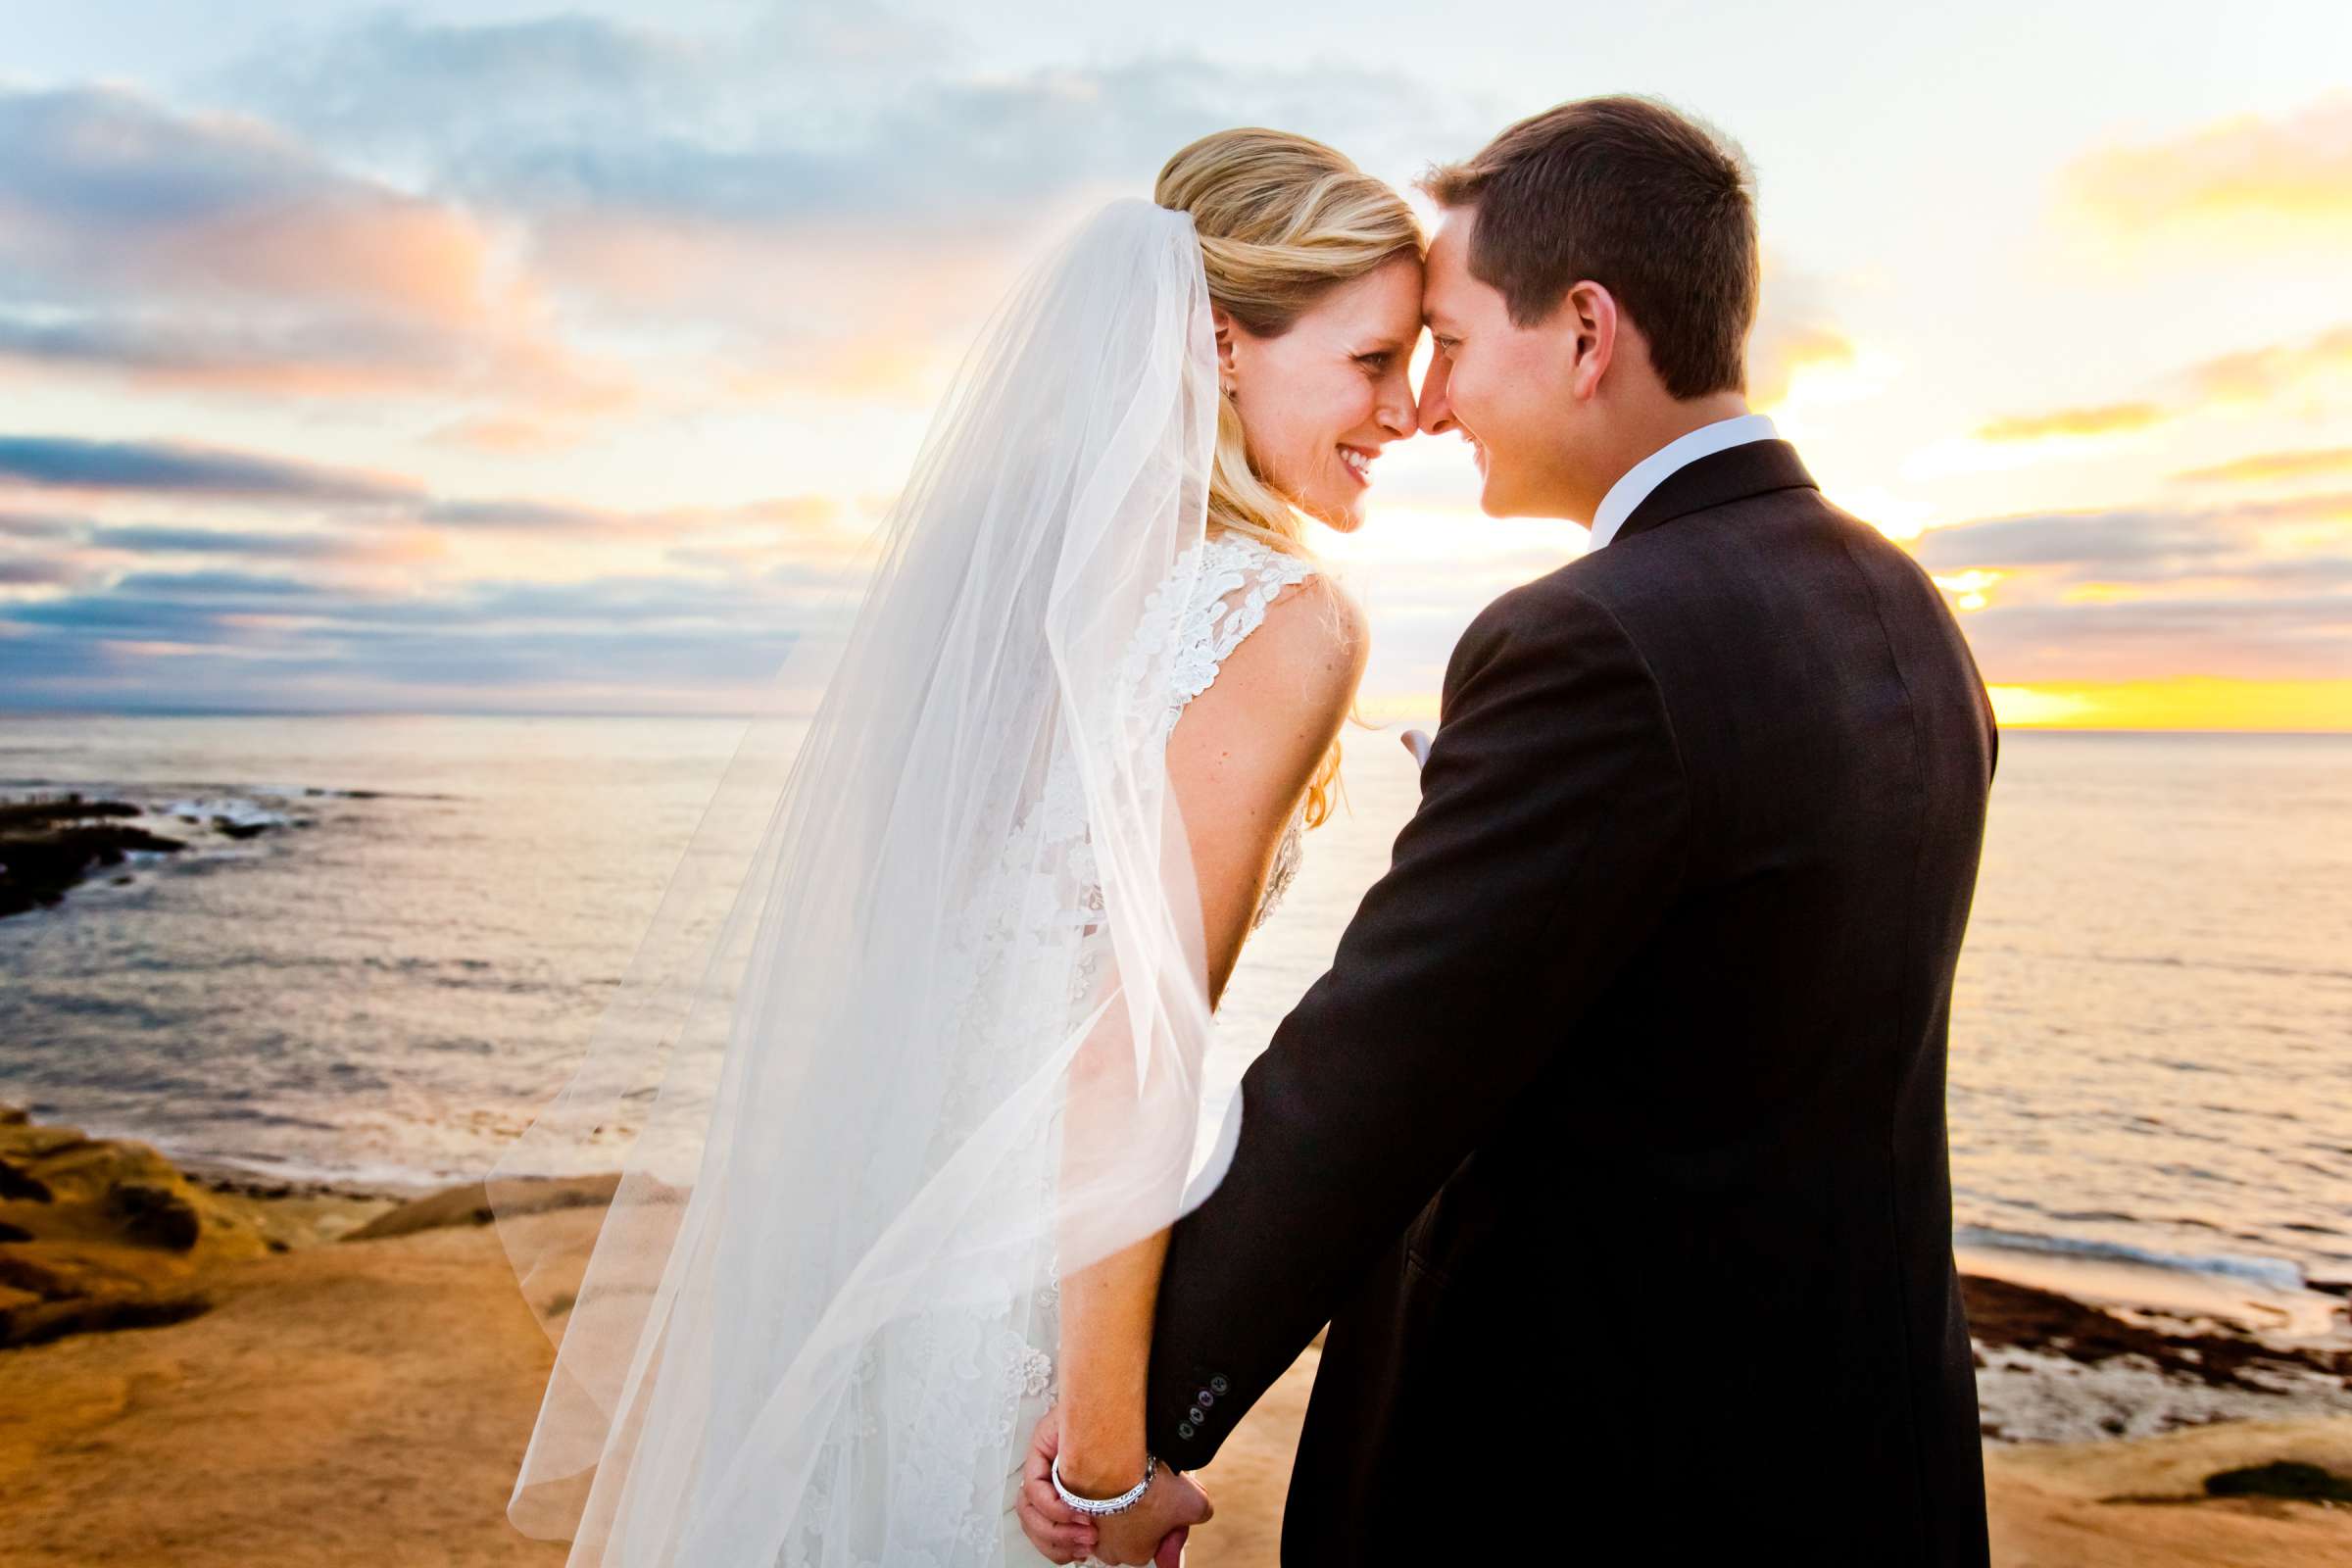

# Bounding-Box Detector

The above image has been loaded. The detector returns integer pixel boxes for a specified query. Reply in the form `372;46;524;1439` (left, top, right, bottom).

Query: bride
487;127;1424;1567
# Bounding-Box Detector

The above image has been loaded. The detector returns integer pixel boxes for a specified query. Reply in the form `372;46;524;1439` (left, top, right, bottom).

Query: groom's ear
1559;279;1618;400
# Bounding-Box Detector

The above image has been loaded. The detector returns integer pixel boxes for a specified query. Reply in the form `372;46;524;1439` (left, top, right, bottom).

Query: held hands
1017;1405;1212;1566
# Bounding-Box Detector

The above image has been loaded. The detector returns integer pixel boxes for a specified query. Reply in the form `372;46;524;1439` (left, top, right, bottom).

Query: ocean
1;713;2345;1304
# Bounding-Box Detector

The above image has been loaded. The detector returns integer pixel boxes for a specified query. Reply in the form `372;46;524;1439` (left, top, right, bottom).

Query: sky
3;0;2349;728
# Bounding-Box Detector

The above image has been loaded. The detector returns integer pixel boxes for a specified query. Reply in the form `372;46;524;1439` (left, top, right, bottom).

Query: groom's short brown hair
1420;95;1758;399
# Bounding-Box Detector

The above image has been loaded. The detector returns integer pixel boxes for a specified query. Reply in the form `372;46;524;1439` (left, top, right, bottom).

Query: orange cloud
521;205;1070;406
1967;322;2352;454
426;413;580;455
2061;92;2352;232
158;182;508;328
5;86;520;330
1973;402;2167;443
2173;446;2352;485
0;84;640;444
2186;323;2352;403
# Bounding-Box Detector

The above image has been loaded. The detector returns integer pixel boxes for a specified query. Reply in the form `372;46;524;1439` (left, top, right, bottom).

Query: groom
1029;95;1997;1564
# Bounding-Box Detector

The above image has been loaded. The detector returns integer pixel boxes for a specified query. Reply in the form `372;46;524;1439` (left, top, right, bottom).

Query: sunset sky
4;1;2348;728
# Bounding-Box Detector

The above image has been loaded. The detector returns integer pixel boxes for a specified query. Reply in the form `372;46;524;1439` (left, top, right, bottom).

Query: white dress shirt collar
1585;412;1780;552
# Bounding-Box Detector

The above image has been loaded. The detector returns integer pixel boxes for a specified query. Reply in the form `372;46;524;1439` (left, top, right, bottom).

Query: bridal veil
486;197;1231;1563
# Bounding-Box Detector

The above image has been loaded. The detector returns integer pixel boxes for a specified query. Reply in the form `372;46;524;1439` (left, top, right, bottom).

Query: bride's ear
1210;306;1240;396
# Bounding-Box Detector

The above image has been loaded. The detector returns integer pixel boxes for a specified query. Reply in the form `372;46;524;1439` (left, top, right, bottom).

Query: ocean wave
159;795;296;831
170;1146;446;1199
1956;1224;2308;1292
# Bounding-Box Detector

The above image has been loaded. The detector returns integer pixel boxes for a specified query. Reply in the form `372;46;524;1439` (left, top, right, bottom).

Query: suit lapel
1612;438;1821;545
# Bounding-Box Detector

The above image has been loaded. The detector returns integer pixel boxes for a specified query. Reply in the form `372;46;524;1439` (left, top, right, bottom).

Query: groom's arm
1143;577;1690;1468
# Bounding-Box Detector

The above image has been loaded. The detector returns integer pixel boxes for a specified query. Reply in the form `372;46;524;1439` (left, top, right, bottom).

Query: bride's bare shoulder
1206;539;1369;719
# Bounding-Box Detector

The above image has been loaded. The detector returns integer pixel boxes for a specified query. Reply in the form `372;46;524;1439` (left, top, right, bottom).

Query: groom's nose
1417;354;1455;436
1376;372;1417;438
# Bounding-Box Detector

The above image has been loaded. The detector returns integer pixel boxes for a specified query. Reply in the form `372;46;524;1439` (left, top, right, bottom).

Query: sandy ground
1;1216;567;1567
5;1212;2346;1567
1188;1344;2352;1568
4;1114;2349;1566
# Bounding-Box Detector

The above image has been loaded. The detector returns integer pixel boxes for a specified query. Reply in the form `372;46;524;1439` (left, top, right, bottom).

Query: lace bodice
1154;529;1318;930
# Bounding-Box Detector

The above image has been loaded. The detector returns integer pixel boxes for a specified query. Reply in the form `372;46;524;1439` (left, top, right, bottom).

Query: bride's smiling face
1216;254;1424;532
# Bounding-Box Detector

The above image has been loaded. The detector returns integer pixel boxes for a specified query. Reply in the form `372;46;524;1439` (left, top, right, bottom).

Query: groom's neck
1574;389;1754;521
1614;390;1754;476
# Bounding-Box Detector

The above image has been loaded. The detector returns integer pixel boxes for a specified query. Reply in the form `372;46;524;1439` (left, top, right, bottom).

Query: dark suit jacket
1144;438;1997;1565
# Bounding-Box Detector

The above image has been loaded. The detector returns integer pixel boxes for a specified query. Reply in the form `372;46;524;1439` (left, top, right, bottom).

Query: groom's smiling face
1415;204;1587;519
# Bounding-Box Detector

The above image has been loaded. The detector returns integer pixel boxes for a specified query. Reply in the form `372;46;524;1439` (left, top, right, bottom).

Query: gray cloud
2;37;1488;421
0;563;835;710
0;434;420;504
1911;498;2352;684
200;7;953;161
1913;506;2243;571
87;524;380;562
0;307;459;386
418;498;612;532
1955;596;2352;684
205;10;1460;226
0;510;87;539
0;557;85;586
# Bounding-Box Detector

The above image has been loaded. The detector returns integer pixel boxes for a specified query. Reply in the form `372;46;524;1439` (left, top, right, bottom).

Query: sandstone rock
0;1154;53;1201
0;1110;277;1348
106;1181;205;1250
345;1171;626;1243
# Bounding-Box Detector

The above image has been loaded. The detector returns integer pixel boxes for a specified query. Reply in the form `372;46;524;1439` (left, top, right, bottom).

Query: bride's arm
1054;572;1369;1501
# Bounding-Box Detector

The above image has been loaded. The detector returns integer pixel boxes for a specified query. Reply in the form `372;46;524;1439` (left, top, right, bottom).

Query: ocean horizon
3;712;2345;1314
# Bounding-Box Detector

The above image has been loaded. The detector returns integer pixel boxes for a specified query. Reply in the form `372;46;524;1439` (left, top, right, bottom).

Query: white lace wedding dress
779;528;1319;1568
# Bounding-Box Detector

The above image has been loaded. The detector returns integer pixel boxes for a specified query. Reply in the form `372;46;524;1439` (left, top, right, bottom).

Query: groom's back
1544;469;1993;1163
1292;445;1997;1564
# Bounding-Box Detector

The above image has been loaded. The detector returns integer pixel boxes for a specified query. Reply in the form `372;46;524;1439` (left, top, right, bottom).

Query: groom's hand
1017;1405;1212;1566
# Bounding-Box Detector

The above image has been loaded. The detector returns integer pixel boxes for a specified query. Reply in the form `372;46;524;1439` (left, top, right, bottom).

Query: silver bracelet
1050;1451;1158;1515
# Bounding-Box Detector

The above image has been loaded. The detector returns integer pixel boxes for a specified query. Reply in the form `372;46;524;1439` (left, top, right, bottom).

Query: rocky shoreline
1965;1269;2352;1446
3;1102;2348;1564
0;789;322;918
0;795;189;918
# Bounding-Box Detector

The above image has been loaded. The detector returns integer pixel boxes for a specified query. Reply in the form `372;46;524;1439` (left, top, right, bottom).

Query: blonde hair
1153;128;1422;830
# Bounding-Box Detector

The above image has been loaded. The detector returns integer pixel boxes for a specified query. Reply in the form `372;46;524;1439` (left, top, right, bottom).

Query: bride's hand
1018;1408;1099;1563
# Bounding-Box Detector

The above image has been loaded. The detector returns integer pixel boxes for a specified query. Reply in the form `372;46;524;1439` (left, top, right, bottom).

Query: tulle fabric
485;198;1231;1565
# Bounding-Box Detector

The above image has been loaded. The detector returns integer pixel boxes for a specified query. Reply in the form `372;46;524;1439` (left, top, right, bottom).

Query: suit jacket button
1197;1390;1215;1407
1188;1406;1204;1423
1177;1421;1196;1439
1208;1375;1229;1394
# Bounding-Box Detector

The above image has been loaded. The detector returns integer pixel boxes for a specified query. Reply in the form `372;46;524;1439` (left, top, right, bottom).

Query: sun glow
1990;679;2352;731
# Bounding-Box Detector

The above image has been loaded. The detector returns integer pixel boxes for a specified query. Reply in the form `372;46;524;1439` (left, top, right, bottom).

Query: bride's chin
1296;491;1363;533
